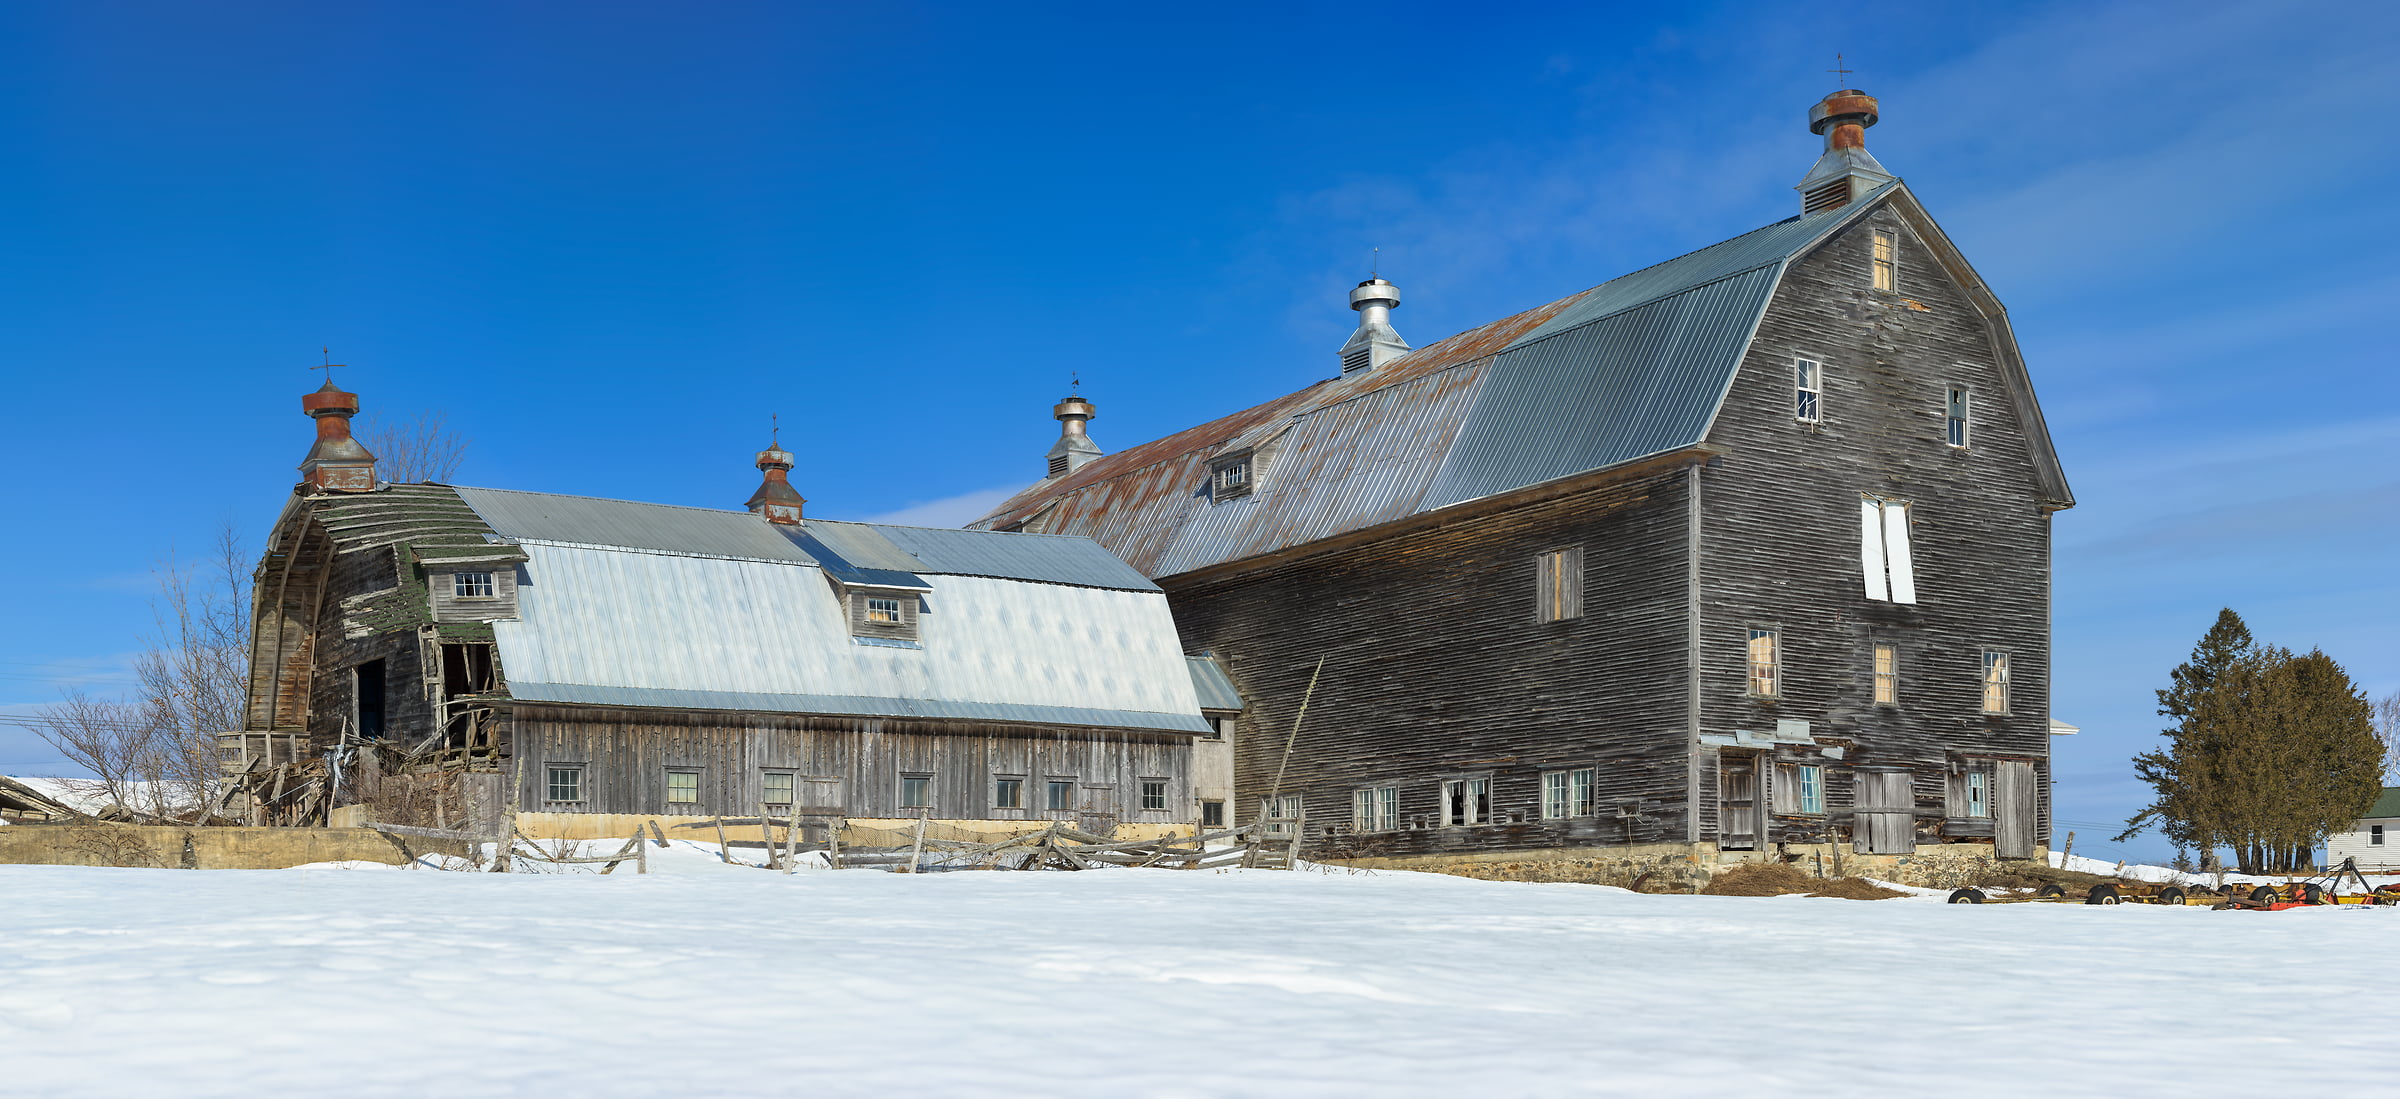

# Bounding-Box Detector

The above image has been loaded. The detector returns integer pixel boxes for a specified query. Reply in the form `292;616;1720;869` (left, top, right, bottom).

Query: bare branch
358;410;470;484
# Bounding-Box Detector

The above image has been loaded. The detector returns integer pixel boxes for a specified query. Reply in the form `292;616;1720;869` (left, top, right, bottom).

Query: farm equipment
1943;857;2400;908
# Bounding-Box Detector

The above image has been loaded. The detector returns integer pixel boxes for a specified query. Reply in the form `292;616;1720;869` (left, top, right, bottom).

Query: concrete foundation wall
514;811;1195;846
1325;841;2049;891
0;824;465;870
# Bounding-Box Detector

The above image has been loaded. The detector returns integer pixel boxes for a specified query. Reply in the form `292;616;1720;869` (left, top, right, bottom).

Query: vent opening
1803;179;1852;215
1047;454;1069;478
1341;347;1372;374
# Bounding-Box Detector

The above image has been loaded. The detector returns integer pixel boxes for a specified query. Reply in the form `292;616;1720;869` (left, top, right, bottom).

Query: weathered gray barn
239;394;1238;838
975;89;2075;875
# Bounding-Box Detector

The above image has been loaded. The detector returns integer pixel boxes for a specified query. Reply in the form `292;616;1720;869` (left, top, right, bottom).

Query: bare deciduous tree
18;524;253;823
359;410;470;483
2377;689;2400;784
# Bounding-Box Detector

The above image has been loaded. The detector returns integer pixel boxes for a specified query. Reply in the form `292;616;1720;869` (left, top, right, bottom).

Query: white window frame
865;597;903;624
2373;825;2386;846
1981;650;2012;715
1794;356;1824;423
1945;385;1972;448
1351;785;1398;833
1870;229;1898;293
546;764;584;803
1541;768;1594;820
1860;496;1919;604
1439;777;1491;827
1746;628;1780;699
1965;769;1992;818
665;769;700;805
1797;764;1825;816
453;571;496;599
1873;642;1900;706
1262;794;1302;837
1209;452;1255;501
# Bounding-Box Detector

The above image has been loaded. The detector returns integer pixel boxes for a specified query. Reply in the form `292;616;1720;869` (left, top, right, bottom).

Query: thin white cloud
848;485;1021;529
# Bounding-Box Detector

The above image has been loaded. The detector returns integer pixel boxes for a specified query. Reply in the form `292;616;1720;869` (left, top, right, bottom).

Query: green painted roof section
2368;787;2400;820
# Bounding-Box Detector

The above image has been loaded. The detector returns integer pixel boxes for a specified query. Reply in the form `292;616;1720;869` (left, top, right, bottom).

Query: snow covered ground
4;852;2395;1098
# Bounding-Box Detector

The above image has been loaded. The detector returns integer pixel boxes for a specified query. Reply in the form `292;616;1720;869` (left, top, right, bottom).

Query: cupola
1338;277;1409;375
1045;392;1102;479
1794;88;1896;215
298;378;378;493
745;436;807;524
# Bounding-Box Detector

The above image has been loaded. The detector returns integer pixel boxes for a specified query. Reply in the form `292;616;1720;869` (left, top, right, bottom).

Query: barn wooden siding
303;541;444;755
1166;468;1697;858
1698;205;2053;851
510;705;1197;825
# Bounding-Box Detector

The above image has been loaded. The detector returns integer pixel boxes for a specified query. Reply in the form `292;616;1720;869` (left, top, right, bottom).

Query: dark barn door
1718;755;1761;850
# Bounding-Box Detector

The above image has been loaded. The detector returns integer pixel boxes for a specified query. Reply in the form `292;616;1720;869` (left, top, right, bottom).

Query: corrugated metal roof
978;190;1887;576
873;524;1160;592
1184;655;1243;712
493;545;1208;733
456;485;812;563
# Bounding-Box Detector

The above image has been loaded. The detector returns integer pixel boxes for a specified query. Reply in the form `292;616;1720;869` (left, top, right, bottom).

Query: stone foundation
1323;841;2049;891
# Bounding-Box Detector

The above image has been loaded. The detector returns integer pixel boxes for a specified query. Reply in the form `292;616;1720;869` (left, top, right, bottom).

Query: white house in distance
2328;787;2400;872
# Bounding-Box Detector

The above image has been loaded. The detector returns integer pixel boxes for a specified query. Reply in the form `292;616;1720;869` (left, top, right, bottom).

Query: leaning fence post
905;809;929;874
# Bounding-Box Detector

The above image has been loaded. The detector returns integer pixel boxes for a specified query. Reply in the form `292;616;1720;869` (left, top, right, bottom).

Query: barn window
1262;794;1303;837
1746;629;1780;698
1439;778;1490;827
1200;799;1226;827
1945;386;1972;448
1859;497;1919;604
1541;768;1594;819
1140;779;1169;813
1351;785;1397;832
1771;763;1825;816
865;597;902;624
665;770;699;805
762;772;794;807
1535;547;1583;622
993;776;1024;810
1209;451;1255;501
1797;765;1824;815
1981;651;2012;714
546;766;584;803
1965;770;1991;818
1795;357;1824;422
453;571;496;599
1873;643;1900;705
900;773;934;809
1046;778;1077;812
1871;230;1897;292
1203;716;1234;741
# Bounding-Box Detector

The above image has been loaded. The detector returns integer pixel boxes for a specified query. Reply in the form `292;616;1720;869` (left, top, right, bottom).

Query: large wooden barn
974;89;2076;873
238;387;1239;839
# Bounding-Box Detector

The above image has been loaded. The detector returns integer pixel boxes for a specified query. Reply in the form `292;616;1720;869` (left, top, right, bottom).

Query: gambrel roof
975;184;2072;578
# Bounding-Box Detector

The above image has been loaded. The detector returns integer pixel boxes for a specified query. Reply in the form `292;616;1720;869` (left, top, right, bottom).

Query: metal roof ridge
452;483;752;519
511;536;822;568
816;516;1096;542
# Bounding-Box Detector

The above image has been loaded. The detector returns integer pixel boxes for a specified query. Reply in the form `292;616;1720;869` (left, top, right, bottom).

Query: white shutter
1883;502;1918;604
1859;499;1889;601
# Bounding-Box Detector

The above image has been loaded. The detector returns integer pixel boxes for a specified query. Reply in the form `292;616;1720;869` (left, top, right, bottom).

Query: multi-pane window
546;766;583;803
1945;386;1971;448
1440;778;1490;827
1796;765;1824;815
1210;453;1255;500
1541;768;1594;820
2374;825;2386;847
1200;800;1226;828
993;776;1024;810
1046;779;1077;812
1140;780;1169;813
1746;629;1780;698
762;772;794;806
1981;651;2012;714
1965;770;1991;818
1860;497;1919;604
666;769;699;804
1262;794;1302;837
1795;357;1824;422
1871;230;1897;292
1351;785;1398;833
865;597;903;624
1536;547;1584;622
900;773;934;809
1873;642;1900;705
453;571;496;599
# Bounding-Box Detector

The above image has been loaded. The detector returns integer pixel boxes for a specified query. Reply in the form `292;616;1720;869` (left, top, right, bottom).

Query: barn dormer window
846;587;922;644
1795;358;1823;423
1871;230;1898;292
453;571;496;599
1210;452;1254;501
865;597;902;624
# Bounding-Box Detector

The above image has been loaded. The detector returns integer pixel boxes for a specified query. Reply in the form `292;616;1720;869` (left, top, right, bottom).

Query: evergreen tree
2200;647;2381;873
2120;609;2254;859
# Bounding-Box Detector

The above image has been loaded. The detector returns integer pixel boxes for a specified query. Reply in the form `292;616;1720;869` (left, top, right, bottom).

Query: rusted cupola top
1045;389;1102;480
1338;276;1409;376
1795;88;1896;215
745;432;807;524
298;378;378;493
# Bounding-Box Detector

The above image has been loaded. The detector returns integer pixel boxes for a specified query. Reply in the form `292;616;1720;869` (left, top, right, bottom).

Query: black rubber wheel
2036;883;2067;899
1947;888;1985;904
2248;886;2280;907
2157;886;2187;906
2084;883;2121;905
2300;883;2327;905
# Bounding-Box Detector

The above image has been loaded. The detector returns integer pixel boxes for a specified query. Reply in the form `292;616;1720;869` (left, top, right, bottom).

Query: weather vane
1371;246;1380;279
1070;370;1080;394
311;348;342;384
771;413;780;447
1828;53;1855;84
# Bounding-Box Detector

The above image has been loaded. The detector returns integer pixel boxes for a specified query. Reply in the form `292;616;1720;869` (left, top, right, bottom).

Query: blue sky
2;1;2392;862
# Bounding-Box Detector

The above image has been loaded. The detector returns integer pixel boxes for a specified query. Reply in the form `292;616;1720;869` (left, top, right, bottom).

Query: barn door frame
1993;759;2038;859
1716;750;1763;851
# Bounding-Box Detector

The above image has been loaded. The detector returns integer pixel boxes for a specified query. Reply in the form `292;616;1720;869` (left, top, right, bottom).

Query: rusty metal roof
979;190;1895;576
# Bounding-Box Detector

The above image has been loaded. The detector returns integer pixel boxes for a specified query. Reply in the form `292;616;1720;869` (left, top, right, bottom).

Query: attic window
1871;230;1898;292
1945;386;1972;448
847;588;921;643
1804;179;1851;215
1210;452;1254;501
865;597;902;624
1795;358;1823;423
453;571;495;599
